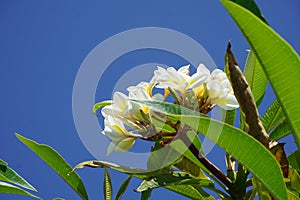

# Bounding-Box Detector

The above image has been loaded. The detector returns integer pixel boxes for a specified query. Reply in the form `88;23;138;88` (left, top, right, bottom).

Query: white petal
197;64;210;77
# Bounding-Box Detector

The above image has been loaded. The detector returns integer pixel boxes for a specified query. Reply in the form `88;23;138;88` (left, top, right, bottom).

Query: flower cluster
99;64;239;154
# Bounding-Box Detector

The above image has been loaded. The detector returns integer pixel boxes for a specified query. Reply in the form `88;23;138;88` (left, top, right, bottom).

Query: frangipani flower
153;64;208;94
206;70;239;110
103;116;142;155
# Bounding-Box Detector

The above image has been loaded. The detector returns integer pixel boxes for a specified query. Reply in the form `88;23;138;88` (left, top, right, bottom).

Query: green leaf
289;167;300;193
229;0;267;23
0;161;36;192
140;189;152;200
72;160;160;179
269;119;291;141
115;176;132;200
104;169;113;200
136;172;214;199
135;172;213;192
221;0;300;149
165;185;210;200
0;181;40;199
15;133;88;200
287;189;300;200
93;100;112;114
288;150;300;172
0;159;7;165
243;50;268;106
252;177;272;200
261;99;285;132
137;100;287;200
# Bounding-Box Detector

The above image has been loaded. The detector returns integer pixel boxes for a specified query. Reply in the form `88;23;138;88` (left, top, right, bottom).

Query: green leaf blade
115;176;132;200
221;0;300;149
104;169;113;200
15;133;88;200
0;161;36;192
137;100;287;200
0;181;41;199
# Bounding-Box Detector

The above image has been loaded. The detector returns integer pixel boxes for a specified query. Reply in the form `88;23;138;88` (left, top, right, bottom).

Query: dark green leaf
0;161;36;191
229;0;267;23
140;189;152;200
104;169;112;200
269;119;291;140
0;181;40;199
115;176;132;200
15;133;88;200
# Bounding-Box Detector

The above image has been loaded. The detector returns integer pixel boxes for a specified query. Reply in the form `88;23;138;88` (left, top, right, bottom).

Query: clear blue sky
1;1;299;199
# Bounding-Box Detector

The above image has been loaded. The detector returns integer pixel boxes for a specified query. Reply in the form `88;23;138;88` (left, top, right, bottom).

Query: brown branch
226;43;269;148
178;126;233;189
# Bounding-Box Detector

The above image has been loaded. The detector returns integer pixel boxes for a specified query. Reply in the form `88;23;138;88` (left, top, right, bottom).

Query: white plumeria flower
153;64;208;94
206;71;239;110
101;92;131;118
128;83;164;119
103;116;142;154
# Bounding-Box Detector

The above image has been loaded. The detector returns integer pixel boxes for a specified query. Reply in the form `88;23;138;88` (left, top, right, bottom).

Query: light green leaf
288;150;300;172
243;50;268;106
15;133;88;200
261;99;285;132
0;181;40;199
136;100;287;200
290;167;300;193
115;176;132;200
221;0;300;149
287;189;300;200
269;119;291;141
0;159;7;166
93;100;112;114
104;169;112;200
0;161;36;192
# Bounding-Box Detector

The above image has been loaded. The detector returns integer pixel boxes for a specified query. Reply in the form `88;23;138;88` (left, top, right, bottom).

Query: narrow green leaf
221;0;300;149
261;99;285;132
72;160;161;179
0;181;40;199
93;100;112;114
288;150;300;172
115;176;132;200
104;169;112;200
137;100;287;200
243;50;268;106
0;162;36;191
269;119;291;141
140;189;152;200
15;133;88;200
0;159;7;166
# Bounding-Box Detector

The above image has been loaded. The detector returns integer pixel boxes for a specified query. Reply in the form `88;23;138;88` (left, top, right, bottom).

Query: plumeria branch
177;125;233;189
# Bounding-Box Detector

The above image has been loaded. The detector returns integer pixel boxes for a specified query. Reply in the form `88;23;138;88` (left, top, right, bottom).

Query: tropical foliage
2;0;300;199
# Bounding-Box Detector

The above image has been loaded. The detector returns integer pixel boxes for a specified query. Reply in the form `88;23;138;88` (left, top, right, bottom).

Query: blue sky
1;1;299;199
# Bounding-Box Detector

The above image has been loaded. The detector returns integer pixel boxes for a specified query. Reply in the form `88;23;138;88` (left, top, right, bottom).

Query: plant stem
177;126;233;189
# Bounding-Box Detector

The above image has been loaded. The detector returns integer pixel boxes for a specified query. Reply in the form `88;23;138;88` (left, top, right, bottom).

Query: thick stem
178;127;233;189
